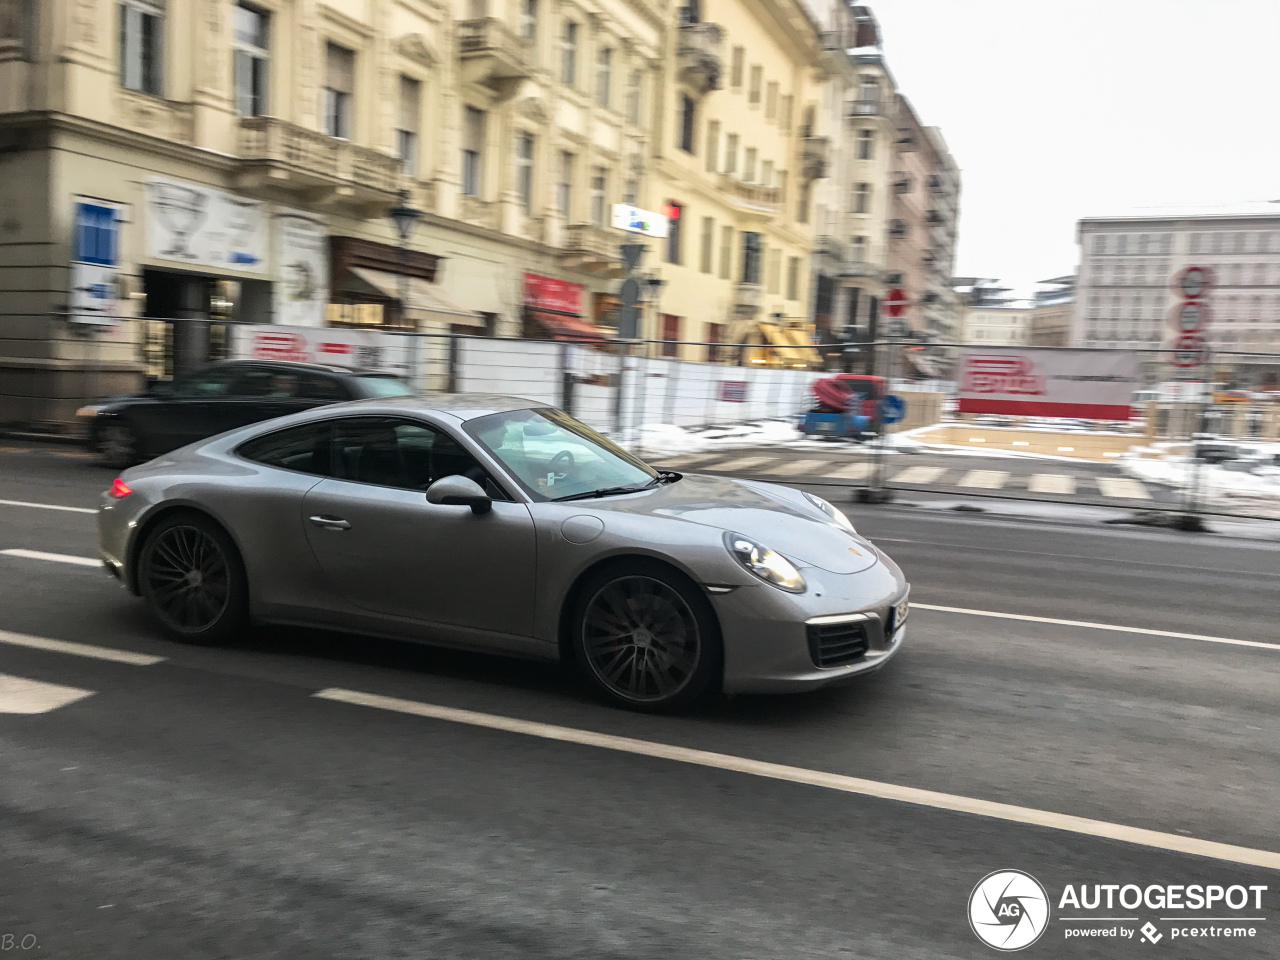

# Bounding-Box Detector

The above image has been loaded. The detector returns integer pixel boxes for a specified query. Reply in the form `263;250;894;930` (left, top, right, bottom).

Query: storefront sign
523;273;583;315
145;177;268;274
70;198;123;324
611;204;669;239
273;211;329;327
718;381;750;402
957;348;1139;420
229;324;412;378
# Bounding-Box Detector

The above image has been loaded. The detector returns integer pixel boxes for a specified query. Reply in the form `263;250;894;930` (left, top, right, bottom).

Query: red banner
523;273;583;315
956;349;1139;420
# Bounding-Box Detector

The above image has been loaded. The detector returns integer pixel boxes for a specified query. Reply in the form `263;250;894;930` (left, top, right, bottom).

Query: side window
170;366;239;398
238;421;333;475
330;418;504;496
232;367;300;398
298;373;350;401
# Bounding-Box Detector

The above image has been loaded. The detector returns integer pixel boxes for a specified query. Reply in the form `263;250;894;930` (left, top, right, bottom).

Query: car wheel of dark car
98;421;141;469
570;560;722;713
139;513;248;645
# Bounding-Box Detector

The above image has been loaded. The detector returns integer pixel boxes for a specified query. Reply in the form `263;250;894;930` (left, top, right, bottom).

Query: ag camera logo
969;870;1050;951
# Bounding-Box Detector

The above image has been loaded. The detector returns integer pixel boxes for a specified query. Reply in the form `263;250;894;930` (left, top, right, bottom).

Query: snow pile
1121;442;1280;517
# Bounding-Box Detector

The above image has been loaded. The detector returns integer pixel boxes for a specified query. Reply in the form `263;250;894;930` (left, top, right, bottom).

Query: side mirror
425;475;492;515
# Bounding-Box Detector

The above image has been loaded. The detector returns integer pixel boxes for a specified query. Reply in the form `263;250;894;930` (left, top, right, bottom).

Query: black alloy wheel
139;514;247;644
572;561;721;712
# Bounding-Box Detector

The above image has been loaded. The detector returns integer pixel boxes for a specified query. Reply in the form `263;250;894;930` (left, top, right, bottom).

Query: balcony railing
839;260;876;279
816;235;847;262
801;136;831;180
459;194;500;231
560;223;626;276
235;117;402;208
677;22;723;95
846;99;883;118
732;282;763;319
717;174;780;211
457;17;534;87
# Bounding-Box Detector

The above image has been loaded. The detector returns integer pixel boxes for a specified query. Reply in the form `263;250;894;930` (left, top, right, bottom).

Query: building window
797;181;810;223
724;134;738;175
590;166;607;225
515;133;534;214
557;151;575;219
396;75;421;176
850;235;866;264
853;182;870;214
699;216;714;273
705;120;719;173
322;43;355;139
706;322;723;362
786;256;800;300
520;0;537;40
779;94;792;131
858;76;878;103
743;147;756;182
666;202;682;264
766;248;781;294
741;231;762;284
719;225;734;280
623;177;638;205
761;160;773;188
119;0;165;96
625;69;642;124
748;64;762;104
595;46;612;106
730;46;743;88
561;20;577;85
233;3;269;117
661;314;680;356
676;95;698;154
777;170;787;202
856;129;873;160
461;106;486;196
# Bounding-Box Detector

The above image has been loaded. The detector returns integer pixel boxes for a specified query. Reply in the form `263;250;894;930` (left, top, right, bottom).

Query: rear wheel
138;513;248;645
98;421;140;469
570;560;722;713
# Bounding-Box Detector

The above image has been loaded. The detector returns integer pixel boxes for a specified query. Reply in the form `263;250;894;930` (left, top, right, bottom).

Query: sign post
1169;265;1214;528
863;289;908;502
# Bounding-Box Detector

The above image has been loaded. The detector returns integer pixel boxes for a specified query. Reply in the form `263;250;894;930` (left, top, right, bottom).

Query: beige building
1029;275;1074;346
644;0;827;365
962;304;1032;346
0;0;670;423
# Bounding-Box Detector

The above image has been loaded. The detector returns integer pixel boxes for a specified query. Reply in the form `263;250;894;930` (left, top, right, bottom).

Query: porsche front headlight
724;532;806;593
803;491;855;533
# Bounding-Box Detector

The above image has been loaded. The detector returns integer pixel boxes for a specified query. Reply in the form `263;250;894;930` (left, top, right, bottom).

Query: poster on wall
273;211;329;327
69;198;123;325
145;177;268;273
229;323;412;379
956;348;1139;420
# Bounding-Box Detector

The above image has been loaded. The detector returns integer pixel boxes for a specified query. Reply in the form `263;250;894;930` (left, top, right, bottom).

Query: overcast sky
870;0;1280;297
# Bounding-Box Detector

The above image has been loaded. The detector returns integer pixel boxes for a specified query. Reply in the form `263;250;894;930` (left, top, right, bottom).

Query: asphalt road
2;442;1279;959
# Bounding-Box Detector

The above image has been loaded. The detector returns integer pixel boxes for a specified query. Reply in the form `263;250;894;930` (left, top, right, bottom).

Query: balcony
559;223;626;277
457;18;534;93
888;219;907;238
801;136;831;180
677;22;723;96
234;118;402;213
717;174;780;213
459;194;500;231
839;260;876;279
732;282;763;320
816;235;847;262
846;99;883;118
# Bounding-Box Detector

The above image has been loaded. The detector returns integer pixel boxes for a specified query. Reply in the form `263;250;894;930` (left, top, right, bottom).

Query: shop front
521;273;608;342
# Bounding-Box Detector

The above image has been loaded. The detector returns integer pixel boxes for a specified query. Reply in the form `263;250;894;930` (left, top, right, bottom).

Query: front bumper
713;559;909;694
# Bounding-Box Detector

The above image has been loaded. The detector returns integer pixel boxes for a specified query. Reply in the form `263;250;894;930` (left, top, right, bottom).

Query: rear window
353;376;414;398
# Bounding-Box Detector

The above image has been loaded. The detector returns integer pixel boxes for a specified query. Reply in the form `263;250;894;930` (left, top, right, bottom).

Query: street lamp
386;188;422;386
643;275;665;356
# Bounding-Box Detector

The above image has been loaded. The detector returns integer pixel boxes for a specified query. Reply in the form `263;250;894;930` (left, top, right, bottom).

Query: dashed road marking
958;469;1010;489
313;687;1280;870
710;456;776;473
892;466;948;485
1028;473;1076;495
0;629;166;666
0;499;96;515
1097;476;1152;500
822;462;874;480
768;459;828;476
0;673;94;714
2;548;101;568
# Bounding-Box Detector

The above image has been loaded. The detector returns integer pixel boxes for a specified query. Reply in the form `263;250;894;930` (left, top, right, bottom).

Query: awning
758;323;823;366
526;309;607;342
346;267;486;327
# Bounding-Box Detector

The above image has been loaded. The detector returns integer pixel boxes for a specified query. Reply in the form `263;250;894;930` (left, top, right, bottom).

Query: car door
210;365;305;434
142;364;243;452
300;416;537;640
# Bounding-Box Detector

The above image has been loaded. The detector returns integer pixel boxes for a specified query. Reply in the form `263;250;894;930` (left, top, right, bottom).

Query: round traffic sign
1170;301;1210;333
1175;265;1214;299
885;288;908;317
879;394;907;424
1170;333;1207;368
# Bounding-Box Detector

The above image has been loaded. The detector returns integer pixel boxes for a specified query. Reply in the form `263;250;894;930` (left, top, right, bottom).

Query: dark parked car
78;360;414;468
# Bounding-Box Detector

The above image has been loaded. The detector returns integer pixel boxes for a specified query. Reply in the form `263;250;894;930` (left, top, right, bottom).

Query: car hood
578;473;877;574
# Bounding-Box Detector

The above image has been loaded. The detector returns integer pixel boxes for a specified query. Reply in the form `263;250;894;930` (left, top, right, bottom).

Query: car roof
206;359;387;378
275;393;552;423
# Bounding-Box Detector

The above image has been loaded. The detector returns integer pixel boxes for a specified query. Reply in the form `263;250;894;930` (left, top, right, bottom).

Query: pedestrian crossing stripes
1028;474;1076;495
0;673;94;714
1096;477;1151;500
891;466;948;485
767;459;829;476
958;470;1010;490
711;456;775;473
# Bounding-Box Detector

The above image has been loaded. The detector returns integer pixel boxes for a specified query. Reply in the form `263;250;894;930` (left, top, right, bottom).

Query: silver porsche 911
97;396;909;711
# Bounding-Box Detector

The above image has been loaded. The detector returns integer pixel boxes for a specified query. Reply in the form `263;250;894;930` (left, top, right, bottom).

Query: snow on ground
1121;442;1280;517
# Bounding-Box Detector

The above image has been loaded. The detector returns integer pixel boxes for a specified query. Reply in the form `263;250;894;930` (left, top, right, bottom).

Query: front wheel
138;513;248;645
570;560;722;713
98;421;140;469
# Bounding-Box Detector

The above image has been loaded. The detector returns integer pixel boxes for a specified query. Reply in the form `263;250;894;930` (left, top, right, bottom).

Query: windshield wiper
644;470;683;487
551;484;650;502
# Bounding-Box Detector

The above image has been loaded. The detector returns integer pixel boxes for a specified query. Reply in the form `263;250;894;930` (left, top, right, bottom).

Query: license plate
893;598;909;629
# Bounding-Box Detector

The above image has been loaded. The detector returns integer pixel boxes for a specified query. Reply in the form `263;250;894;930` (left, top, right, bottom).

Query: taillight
109;478;133;499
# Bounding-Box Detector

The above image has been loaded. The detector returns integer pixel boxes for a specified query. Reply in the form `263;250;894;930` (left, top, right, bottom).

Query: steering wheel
548;449;575;485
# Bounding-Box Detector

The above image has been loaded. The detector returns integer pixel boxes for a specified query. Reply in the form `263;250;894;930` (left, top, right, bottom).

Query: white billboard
610;204;669;238
273;211;329;327
957;348;1140;420
229;324;412;379
145;177;269;274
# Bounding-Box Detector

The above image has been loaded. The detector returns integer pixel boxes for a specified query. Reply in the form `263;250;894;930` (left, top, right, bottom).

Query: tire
98;420;141;469
138;512;248;645
569;559;722;713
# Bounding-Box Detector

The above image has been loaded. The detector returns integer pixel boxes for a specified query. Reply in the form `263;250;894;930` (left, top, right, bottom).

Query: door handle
308;515;351;530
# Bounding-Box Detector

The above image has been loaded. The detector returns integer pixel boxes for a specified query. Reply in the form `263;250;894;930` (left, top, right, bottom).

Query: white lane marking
1097;476;1152;500
769;459;829;476
823;462;873;480
0;673;94;714
892;466;947;485
1028;473;1076;495
712;456;775;473
0;629;166;666
912;603;1280;652
0;498;96;515
2;549;101;568
958;469;1010;489
313;687;1280;870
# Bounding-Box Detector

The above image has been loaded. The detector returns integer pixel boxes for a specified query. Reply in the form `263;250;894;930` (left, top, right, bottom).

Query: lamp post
643;274;665;357
386;189;422;387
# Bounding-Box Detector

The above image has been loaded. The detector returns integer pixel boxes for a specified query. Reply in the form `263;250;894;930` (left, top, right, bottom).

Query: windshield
465;408;656;501
353;376;414;398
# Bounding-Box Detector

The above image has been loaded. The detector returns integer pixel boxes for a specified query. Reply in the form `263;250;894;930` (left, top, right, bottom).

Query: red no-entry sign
885;288;908;317
1171;333;1207;368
